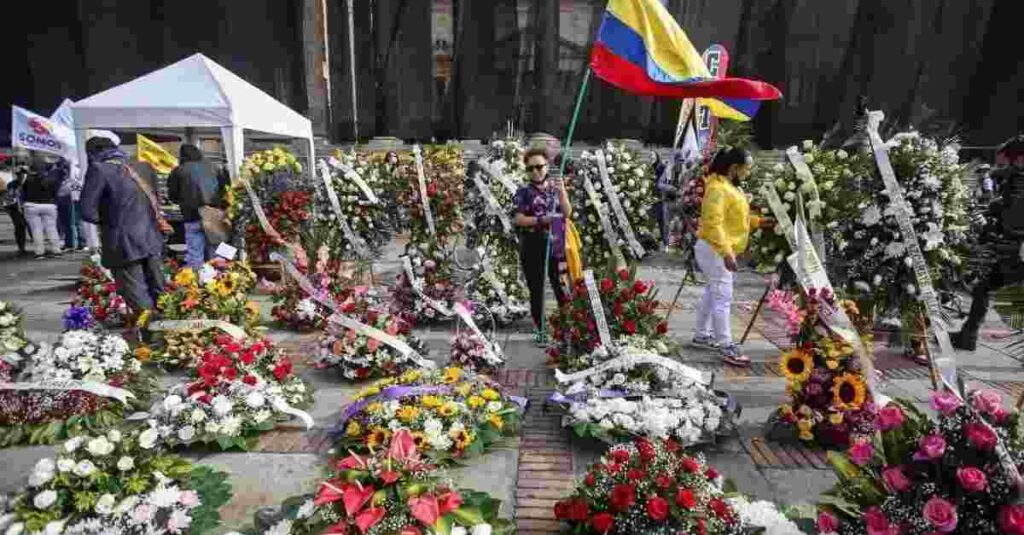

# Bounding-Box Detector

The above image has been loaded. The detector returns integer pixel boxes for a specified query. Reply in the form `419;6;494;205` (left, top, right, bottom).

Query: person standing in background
167;144;223;268
0;157;30;256
80;136;169;322
21;153;63;259
54;157;86;251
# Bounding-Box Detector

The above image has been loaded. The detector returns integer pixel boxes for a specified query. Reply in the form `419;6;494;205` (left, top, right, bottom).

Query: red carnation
675;488;696;508
705;467;720;481
584;473;596;486
681;457;701;473
198;394;212;404
611;449;632;464
609;483;636;512
632;280;648;294
600;278;614;294
627;468;644;480
623;320;637;335
272;359;293;381
709;499;735;523
646;496;670;522
590;512;615;534
613;302;624;317
242;374;257;386
617;269;630;281
655;475;673;490
656;321;668;335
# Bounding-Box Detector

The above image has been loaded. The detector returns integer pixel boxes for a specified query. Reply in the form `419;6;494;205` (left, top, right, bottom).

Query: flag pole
540;67;592;341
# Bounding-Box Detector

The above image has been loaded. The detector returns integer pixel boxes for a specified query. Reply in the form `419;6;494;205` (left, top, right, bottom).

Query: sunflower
452;429;474;450
481;388;501;401
831;373;867;411
467;396;486;410
410;431;428;448
442;367;463;384
245;300;260;318
366;427;391;448
174;268;197;287
366;402;384;415
487;413;504;431
454;383;472;397
399;370;423;384
421;395;444;409
780;349;813;383
397;406;421;423
438;402;459;418
345;421;362;437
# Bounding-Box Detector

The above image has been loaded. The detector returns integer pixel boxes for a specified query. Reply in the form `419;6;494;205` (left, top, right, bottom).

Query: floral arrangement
835;132;971;326
72;258;129;326
0;300;33;382
337;367;522;462
227;147;314;263
669;152;708;252
767;288;877;447
727;496;804;535
309;152;393;259
0;429;232;535
570;142;657;268
816;390;1024;535
254;430;512;535
748;141;872;272
449;327;504;375
553;437;745;534
271;246;380;331
367;150;409;233
193;335;312;408
547;267;670;365
0;330;155;447
62;305;96;332
465;249;529;327
315;308;428;381
396;144;465;246
390;242;459;326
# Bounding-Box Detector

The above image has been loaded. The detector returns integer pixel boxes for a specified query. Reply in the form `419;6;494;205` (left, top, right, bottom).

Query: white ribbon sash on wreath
595;150;645;259
325;313;435;369
479;159;519;197
147;319;248;340
270;395;315;429
471;171;513;234
317;160;370;259
327;156;380;204
583;270;613;348
583;175;626;267
240;178;283;242
412;145;437;236
479;265;512;308
787;217;888;406
318;159;346;224
554;350;710;387
452;302;502;365
402;256;453;317
865;111;958;391
0;380;135;404
270;252;339;313
760;184;796;249
786;147;822;221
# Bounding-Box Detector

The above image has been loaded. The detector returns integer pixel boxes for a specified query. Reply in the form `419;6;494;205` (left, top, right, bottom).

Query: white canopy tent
70;53;314;179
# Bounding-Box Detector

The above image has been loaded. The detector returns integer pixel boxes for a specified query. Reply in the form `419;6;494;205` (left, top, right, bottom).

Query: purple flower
62;305;95;331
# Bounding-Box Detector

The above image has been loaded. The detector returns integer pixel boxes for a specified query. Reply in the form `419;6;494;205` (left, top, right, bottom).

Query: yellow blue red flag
590;0;781;120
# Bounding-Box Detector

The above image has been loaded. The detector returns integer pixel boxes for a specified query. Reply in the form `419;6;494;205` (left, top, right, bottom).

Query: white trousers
23;203;63;256
694;239;734;346
81;222;100;249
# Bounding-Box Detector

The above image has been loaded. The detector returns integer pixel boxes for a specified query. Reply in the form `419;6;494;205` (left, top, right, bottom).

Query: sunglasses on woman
526;164;546;172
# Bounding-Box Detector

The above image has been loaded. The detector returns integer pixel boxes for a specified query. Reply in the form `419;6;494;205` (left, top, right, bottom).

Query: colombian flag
591;0;781;121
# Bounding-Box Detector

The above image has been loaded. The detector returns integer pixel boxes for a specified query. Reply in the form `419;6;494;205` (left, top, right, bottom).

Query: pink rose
849;441;874;466
914;434;947;461
864;506;891;535
816;511;840;533
972;389;1004;415
956;466;988;492
877;405;905;431
923;496;958;533
929;391;962;415
881;465;911;492
1000;504;1024;535
964;422;997;451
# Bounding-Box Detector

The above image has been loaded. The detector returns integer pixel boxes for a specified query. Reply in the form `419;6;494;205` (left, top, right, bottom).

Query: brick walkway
510;387;574;535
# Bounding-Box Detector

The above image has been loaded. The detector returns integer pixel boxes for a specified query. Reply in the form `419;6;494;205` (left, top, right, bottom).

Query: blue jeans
57;196;82;249
184;221;206;269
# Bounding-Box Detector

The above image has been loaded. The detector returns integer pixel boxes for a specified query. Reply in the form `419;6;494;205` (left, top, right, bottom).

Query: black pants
520;231;565;328
5;205;28;252
960;253;1024;343
112;255;166;312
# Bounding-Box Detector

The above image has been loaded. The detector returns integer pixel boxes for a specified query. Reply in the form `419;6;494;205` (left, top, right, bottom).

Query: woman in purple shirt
513;148;572;344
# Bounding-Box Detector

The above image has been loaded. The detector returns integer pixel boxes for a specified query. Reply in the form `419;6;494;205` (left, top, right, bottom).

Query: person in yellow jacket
692;147;773;366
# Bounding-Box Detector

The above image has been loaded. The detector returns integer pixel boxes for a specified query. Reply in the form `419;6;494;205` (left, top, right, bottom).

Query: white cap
85;129;120;146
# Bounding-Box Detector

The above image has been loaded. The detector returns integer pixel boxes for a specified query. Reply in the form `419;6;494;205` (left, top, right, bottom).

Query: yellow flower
443;367;463;384
356;385;381;400
438;402;458;417
366;427;390;448
397;406;421;423
454;383;472;397
399;369;422;384
487;413;504;430
467;396;486;409
780;349;813;383
135;309;152;328
134;345;152;362
451;429;474;450
825;359;839;370
481;389;500;401
780;404;794;415
245;301;260;318
829;412;844;425
799;429;814;441
832;373;867;411
346;421;362;437
797;419;814;440
366;402;383;415
410;431;428;448
421;395;443;409
378;377;397;387
174;268;197;287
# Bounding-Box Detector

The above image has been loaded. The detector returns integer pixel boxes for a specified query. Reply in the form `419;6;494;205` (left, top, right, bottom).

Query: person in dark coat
80;136;166;315
21;153;64;258
167;144;224;268
0;158;30;256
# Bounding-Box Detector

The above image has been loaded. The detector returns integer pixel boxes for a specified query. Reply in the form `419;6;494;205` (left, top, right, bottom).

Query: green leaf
451;506;485;527
432;515;453;535
216;435;235;450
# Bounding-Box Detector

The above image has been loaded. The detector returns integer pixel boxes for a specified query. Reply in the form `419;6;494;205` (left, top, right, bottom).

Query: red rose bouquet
817;390;1024;535
74;257;129;326
555;437;744;535
768;287;877;447
272;246;381;331
253;429;513;534
547;266;671;369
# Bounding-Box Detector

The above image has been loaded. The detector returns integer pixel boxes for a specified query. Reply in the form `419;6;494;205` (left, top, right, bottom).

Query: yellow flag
137;134;178;175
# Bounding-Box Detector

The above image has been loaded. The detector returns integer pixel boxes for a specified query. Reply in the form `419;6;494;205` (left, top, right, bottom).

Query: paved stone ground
1;218;1022;533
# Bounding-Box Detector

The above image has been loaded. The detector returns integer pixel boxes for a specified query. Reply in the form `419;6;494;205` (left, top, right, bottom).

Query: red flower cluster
74;260;129;325
554;438;741;534
190;336;293;394
246;190;312;263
